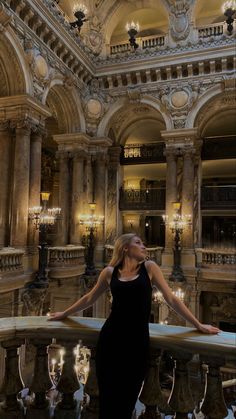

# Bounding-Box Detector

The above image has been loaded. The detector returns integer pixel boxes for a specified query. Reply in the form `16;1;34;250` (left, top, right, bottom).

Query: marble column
94;154;106;229
86;155;94;204
28;128;43;250
182;149;194;249
10;121;31;248
57;152;70;245
70;152;85;244
94;154;107;261
105;147;120;244
164;149;178;249
0;122;12;247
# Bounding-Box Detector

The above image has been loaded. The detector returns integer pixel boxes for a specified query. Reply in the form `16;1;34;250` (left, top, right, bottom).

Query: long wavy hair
109;233;137;267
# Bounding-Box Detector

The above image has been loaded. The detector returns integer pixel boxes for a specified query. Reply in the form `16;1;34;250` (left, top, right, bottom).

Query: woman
49;233;220;419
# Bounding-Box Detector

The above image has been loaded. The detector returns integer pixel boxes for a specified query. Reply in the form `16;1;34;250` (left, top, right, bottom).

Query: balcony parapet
48;245;86;279
120;142;165;165
195;248;236;268
0;317;235;418
201;185;236;209
3;0;93;85
119;187;165;211
104;245;164;266
0;248;24;275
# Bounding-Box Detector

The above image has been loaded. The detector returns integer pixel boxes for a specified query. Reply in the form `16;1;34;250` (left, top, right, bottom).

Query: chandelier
70;3;88;31
125;21;140;50
223;1;236;34
29;192;61;229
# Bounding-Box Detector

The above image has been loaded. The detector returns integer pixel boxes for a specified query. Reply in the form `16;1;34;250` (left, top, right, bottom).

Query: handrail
0;317;235;418
0;316;235;360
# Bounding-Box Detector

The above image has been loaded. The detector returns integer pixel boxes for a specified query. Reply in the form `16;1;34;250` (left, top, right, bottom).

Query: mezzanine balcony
120;143;165;165
201;186;236;209
119;187;166;211
0;317;235;419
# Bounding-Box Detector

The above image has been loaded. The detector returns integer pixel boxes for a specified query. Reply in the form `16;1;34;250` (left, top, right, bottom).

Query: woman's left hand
197;323;221;334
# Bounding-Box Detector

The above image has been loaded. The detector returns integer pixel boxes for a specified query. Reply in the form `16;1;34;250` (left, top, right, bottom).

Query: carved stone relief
169;0;194;42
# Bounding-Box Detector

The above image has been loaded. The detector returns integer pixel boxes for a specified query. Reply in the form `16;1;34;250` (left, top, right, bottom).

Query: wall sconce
70;3;88;32
162;202;192;282
223;1;236;35
125;21;140;50
80;202;104;275
127;218;135;228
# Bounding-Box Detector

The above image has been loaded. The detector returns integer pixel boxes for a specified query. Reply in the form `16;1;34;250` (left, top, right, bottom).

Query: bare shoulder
144;260;161;279
100;265;114;285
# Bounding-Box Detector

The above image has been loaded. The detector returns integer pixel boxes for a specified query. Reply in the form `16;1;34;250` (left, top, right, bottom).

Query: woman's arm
48;266;112;320
145;261;220;334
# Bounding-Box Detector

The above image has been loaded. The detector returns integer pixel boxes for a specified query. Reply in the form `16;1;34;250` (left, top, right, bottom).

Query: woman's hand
47;312;67;321
197;323;220;334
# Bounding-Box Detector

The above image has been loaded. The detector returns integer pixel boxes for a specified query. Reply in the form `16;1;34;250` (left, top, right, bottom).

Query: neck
120;257;141;272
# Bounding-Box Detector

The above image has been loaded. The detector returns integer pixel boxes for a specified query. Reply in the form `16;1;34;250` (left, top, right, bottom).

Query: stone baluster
70;152;86;245
54;342;80;418
200;357;228;419
57;152;70;245
0;122;11;248
81;347;99;419
164;148;178;249
0;339;24;419
10;120;31;248
139;349;173;418
26;340;53;419
28;126;44;250
168;352;195;418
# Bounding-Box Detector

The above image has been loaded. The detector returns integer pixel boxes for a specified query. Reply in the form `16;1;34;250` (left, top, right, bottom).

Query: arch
104;0;169;45
45;82;86;133
97;95;172;139
0;29;32;96
186;84;222;129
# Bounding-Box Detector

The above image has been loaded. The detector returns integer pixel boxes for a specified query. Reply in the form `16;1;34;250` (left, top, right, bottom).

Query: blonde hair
109;233;137;267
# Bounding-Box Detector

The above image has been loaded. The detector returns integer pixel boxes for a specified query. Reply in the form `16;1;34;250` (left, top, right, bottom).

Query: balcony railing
0;317;235;418
0;248;24;275
201;186;236;209
198;23;224;38
110;34;165;55
119;188;166;211
195;248;236;268
120;143;165;165
104;245;164;265
48;245;85;279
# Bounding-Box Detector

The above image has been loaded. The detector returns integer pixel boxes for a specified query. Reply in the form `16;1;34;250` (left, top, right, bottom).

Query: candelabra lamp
28;192;61;288
162;202;191;282
126;21;140;50
80;202;104;276
70;3;88;31
223;1;236;35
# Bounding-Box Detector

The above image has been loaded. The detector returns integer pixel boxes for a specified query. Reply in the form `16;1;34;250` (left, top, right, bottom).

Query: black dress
96;262;152;419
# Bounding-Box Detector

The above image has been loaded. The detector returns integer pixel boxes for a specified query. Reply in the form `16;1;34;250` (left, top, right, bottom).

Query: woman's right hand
47;311;67;321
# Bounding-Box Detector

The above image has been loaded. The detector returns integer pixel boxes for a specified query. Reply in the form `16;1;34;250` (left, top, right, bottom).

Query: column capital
71;150;87;161
10;118;33;135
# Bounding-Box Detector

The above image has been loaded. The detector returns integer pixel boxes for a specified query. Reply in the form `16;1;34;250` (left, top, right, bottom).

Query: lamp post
126;21;140;50
70;3;88;31
223;1;236;35
80;202;104;276
28;192;61;288
162;202;191;282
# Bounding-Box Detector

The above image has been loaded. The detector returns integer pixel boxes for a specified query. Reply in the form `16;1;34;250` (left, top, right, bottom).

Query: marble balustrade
0;317;235;419
104;245;164;266
0;248;24;274
195;248;236;267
